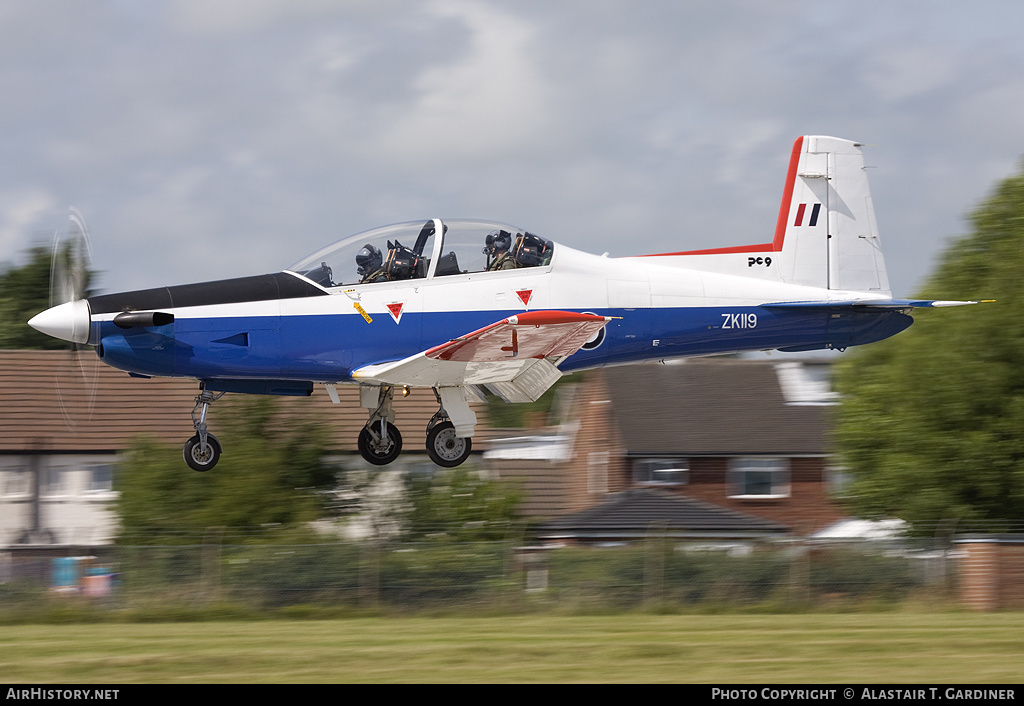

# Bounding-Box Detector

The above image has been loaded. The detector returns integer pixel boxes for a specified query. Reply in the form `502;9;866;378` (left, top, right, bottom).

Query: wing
352;310;610;402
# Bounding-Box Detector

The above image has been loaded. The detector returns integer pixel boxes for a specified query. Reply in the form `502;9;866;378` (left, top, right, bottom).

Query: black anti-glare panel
88;272;327;314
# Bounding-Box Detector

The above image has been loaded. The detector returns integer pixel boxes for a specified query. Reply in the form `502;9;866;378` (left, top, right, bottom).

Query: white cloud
370;0;553;163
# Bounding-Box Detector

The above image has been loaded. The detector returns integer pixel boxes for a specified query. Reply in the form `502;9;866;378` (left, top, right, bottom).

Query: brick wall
956;536;1024;611
562;373;629;513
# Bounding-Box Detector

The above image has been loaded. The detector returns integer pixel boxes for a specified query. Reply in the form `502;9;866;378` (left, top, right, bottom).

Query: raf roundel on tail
29;136;984;471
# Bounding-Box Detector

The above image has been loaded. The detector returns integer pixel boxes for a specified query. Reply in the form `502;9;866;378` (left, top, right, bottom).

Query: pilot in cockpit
356;243;388;283
484;230;516;271
383;241;419;281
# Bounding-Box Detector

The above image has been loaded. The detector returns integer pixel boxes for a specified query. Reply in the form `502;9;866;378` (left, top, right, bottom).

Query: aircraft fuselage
87;243;910;392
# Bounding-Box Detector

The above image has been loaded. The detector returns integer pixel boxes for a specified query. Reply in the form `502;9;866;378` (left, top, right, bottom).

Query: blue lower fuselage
94;305;912;387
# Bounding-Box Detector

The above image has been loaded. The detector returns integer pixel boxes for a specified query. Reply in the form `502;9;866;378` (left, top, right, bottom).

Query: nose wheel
183;433;222;472
426;420;472;467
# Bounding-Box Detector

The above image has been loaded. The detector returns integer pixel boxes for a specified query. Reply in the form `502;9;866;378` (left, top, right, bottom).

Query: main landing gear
355;385;473;468
184;388;224;472
424;389;472;467
426;420;472;467
358;385;403;465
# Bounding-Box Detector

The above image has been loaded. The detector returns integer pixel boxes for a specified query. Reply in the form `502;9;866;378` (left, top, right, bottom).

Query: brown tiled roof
601;360;829;455
0;350;490;453
535;488;789;538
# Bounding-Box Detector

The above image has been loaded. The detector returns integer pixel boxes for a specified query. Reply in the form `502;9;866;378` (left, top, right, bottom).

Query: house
487;357;848;537
3;349;845;546
0;350;490;548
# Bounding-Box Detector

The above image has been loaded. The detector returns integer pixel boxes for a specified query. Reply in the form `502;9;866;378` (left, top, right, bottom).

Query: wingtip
930;299;993;307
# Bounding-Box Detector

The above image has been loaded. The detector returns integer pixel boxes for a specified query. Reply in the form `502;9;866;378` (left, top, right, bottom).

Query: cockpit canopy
287;219;554;288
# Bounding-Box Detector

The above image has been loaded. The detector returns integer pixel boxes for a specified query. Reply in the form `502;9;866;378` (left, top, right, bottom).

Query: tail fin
643;135;891;295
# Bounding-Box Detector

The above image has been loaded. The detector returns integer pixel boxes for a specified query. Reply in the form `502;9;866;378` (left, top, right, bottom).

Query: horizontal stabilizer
764;298;989;310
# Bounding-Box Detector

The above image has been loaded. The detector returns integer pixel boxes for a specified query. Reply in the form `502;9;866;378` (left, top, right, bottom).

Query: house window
587;451;608;494
826;464;851;495
40;466;66;496
729;458;789;498
774;362;839;405
632;458;688;485
3;467;31;497
87;464;115;493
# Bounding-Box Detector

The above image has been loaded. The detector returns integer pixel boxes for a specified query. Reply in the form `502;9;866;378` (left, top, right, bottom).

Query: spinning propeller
44;208;98;428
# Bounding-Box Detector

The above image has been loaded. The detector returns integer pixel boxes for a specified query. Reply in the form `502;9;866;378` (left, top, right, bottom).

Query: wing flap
485;358;563;404
352;310;609;390
426;310;609;362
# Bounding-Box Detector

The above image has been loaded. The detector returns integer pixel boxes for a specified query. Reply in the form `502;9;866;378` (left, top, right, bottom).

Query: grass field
1;613;1023;683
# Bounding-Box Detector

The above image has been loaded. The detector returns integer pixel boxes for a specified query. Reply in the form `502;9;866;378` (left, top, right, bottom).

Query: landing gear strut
358;385;403;465
184;388;224;472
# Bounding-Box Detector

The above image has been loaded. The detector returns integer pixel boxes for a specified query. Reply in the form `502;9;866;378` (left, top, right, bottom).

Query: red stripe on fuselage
641;135;804;257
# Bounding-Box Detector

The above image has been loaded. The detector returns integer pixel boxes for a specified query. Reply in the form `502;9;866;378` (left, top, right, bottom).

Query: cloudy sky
3;0;1024;297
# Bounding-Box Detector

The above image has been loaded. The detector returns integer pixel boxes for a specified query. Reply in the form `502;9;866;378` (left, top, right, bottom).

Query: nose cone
28;299;91;344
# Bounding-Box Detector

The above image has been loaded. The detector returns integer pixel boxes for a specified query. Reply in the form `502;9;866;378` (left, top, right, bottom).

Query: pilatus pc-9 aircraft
29;136;979;471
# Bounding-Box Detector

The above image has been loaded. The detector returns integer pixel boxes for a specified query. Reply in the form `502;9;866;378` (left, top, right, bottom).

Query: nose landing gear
184;388;224;472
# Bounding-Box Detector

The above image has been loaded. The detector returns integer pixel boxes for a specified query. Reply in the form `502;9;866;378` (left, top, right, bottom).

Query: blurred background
3;1;1024;618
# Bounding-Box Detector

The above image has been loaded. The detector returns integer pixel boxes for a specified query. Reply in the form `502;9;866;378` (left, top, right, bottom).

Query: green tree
834;163;1024;531
0;246;68;349
403;465;522;541
116;396;336;544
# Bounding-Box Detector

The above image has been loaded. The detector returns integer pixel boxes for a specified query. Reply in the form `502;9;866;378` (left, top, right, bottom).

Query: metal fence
0;537;958;613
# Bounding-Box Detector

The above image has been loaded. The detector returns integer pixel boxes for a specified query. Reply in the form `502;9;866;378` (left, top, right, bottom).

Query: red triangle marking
386;302;404;322
516;289;533;307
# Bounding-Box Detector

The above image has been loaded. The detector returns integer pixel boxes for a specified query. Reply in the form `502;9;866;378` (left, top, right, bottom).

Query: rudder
641;135;891;296
780;136;890;293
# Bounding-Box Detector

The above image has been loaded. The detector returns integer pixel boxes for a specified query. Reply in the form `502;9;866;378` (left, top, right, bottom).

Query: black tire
183;434;221;472
358;421;402;465
426;421;472;467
